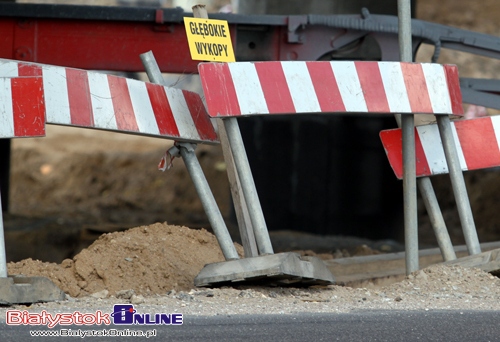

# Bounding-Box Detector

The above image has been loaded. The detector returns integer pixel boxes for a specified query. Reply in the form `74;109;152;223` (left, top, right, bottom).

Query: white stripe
450;122;468;170
417;124;449;174
228;63;268;115
281;61;321;113
42;65;72;125
126;78;160;135
330;61;368;112
377;62;412;113
0;60;19;77
164;87;200;140
490;116;500;153
421;64;452;114
87;72;118;130
0;78;15;137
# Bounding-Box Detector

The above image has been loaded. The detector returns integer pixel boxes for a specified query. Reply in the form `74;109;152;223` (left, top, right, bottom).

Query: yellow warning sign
184;17;235;62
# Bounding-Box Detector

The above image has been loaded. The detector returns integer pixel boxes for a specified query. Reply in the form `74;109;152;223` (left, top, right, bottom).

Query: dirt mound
8;223;243;298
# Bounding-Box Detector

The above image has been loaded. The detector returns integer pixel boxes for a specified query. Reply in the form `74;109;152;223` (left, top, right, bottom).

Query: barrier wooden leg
217;120;259;258
223;118;274;256
436;115;481;255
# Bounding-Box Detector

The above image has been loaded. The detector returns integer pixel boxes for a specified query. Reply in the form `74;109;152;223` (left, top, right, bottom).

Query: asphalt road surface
1;310;499;341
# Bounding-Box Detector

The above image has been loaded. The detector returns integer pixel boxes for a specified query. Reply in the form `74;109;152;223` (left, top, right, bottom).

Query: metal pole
140;52;168;86
0;192;7;277
179;143;240;260
224;118;274;255
398;0;418;274
140;51;239;261
418;177;457;260
436;115;481;255
391;5;455;261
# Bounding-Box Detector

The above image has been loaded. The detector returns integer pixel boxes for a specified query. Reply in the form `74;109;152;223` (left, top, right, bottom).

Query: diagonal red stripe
380;127;431;179
65;68;94;126
11;77;45;137
145;83;180;137
107;75;139;131
443;65;463;116
400;63;433;114
355;62;390;113
306;61;345;112
182;90;218;142
454;117;500;170
254;61;295;114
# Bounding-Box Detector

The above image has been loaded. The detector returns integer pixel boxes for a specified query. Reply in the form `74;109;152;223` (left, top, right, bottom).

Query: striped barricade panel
380;116;500;179
0;76;45;138
0;59;218;144
198;61;463;118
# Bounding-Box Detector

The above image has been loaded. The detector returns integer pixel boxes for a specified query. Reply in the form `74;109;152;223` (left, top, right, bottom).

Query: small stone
130;294;145;304
394;296;403;302
116;289;135;300
90;290;109;299
176;292;194;302
124;257;133;262
269;291;278;298
415;270;429;281
238;290;254;299
61;259;73;268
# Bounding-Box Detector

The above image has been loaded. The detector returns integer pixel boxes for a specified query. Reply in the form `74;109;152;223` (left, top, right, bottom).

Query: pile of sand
8;223;243;298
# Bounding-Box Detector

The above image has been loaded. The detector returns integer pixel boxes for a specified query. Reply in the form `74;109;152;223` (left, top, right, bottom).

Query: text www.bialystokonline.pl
29;328;157;338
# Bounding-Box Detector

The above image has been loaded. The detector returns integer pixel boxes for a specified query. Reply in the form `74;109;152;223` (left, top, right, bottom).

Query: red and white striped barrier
0;59;218;144
380;116;500;179
198;61;463;118
0;76;45;138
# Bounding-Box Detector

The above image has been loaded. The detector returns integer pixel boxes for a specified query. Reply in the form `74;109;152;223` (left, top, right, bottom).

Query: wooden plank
445;248;500;274
325;241;500;287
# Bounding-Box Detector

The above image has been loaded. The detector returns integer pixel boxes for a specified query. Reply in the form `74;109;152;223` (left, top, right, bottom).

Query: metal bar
140;51;239;260
401;115;418;274
223;118;274;255
436;115;482;255
398;0;419;274
179;143;239;260
139;51;167;86
417;177;457;261
216;120;259;258
0;192;7;277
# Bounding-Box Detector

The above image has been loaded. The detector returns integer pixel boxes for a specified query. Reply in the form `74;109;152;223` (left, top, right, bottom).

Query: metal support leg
223;118;274;255
398;0;418;274
217;120;259;258
0;192;7;277
402;114;419;274
179;143;239;260
418;177;457;261
436;115;481;255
